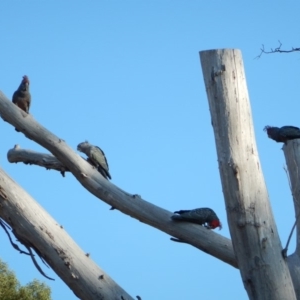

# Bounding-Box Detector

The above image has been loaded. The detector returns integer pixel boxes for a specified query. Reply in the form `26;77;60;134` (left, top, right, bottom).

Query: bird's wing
280;126;300;138
174;210;191;215
281;125;300;131
172;209;205;224
92;147;108;169
91;146;111;179
26;94;31;112
12;91;19;104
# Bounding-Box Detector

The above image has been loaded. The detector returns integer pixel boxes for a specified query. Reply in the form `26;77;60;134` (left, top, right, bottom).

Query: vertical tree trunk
283;140;300;298
200;49;296;300
283;141;300;252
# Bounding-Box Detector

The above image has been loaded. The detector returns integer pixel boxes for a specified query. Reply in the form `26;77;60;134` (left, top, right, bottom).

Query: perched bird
12;75;31;131
264;125;300;144
171;207;222;230
77;141;114;210
77;141;111;180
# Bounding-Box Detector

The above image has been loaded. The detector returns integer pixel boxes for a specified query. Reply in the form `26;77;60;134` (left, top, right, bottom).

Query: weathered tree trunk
0;167;134;300
283;140;300;298
200;49;296;299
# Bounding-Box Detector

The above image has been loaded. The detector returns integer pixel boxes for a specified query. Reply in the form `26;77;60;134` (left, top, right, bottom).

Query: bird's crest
22;75;30;84
263;125;271;132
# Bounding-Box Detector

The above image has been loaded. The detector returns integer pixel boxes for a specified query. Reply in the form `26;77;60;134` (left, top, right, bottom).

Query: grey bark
0;167;134;300
200;49;296;299
7;144;69;175
283;140;300;298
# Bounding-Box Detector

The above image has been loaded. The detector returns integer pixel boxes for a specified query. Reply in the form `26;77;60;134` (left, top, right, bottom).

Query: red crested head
209;219;222;230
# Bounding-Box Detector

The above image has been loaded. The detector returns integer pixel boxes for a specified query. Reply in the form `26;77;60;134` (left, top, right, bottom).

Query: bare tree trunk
283;140;300;298
0;167;134;300
200;49;296;300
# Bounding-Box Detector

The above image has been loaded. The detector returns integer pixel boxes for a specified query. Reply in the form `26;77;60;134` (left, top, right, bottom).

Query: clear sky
1;1;300;299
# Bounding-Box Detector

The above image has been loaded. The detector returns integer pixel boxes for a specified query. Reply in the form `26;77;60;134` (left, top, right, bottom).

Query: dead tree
0;48;300;299
200;49;296;299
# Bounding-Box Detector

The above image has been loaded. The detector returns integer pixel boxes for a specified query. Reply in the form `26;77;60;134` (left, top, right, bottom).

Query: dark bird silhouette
12;75;31;132
264;125;300;144
171;207;222;230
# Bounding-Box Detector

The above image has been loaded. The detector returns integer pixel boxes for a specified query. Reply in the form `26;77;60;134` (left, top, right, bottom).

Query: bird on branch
77;141;111;180
77;141;115;209
171;207;222;230
12;75;31;132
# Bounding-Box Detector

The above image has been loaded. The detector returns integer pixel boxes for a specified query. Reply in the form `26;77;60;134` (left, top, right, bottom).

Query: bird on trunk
264;125;300;144
12;75;31;132
171;207;222;230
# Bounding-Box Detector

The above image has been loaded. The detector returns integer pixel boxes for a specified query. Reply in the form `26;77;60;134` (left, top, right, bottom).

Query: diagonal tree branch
0;167;135;300
256;41;300;59
0;91;237;269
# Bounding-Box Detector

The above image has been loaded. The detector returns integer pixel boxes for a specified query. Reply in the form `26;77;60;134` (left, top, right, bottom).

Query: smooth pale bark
200;49;296;300
0;167;134;300
0;92;237;270
7;145;69;175
283;140;300;298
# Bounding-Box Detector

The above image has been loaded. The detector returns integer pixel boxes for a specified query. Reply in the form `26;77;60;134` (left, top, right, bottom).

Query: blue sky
1;1;300;299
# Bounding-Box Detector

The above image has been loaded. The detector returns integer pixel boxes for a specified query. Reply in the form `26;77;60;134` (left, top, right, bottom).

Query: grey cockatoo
77;141;115;209
77;141;111;180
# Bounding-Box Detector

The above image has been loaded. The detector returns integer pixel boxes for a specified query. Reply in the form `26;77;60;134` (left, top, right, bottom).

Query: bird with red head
171;207;222;230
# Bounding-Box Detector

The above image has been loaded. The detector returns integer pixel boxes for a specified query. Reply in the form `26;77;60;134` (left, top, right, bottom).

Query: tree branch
7;144;70;176
0;219;30;256
256;41;300;59
0;167;135;300
0;91;237;269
